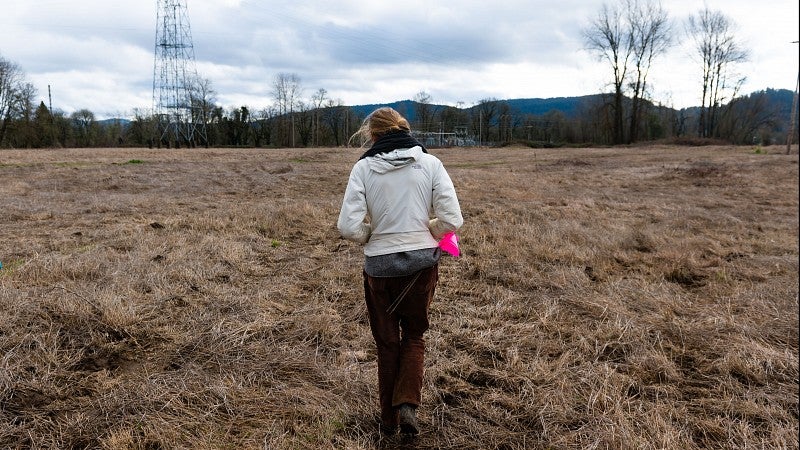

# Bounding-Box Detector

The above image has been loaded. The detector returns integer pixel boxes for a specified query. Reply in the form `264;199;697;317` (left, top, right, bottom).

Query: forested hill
502;95;606;118
349;89;795;122
349;95;605;122
81;88;792;148
97;89;792;127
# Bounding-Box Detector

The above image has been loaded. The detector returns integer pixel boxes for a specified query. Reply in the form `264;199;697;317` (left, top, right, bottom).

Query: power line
787;41;798;154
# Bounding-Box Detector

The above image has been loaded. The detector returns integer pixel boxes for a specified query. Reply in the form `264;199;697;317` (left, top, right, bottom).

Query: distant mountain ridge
101;97;598;125
101;89;794;127
348;95;605;122
349;89;795;123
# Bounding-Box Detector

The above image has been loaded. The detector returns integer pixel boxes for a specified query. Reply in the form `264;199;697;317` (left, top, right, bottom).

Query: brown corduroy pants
363;264;438;428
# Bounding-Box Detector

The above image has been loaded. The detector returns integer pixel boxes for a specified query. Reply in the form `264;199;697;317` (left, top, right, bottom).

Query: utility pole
479;110;483;147
48;85;56;146
788;41;799;155
152;0;207;148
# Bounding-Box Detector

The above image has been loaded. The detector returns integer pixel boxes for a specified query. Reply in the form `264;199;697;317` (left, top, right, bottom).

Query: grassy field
0;144;797;449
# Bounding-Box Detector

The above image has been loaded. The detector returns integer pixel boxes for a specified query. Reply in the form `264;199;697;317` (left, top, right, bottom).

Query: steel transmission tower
152;0;207;148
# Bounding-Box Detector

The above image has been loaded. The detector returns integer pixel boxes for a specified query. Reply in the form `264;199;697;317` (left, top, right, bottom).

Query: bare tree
440;104;469;141
10;82;38;148
686;7;748;138
130;107;157;147
191;77;216;127
474;99;498;145
716;92;776;144
272;73;302;147
311;88;327;146
182;76;215;147
626;0;671;143
498;102;514;144
0;56;26;146
321;99;346;146
583;2;633;145
254;106;277;147
414;91;435;132
295;101;315;147
70;109;96;147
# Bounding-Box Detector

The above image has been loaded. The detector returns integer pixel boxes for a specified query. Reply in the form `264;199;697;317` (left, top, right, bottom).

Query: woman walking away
337;107;463;436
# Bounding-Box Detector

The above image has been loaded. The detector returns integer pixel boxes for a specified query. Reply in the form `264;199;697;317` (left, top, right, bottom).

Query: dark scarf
358;130;428;160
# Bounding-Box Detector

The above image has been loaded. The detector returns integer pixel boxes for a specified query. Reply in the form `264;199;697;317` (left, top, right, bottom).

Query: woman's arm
429;161;463;239
337;164;372;244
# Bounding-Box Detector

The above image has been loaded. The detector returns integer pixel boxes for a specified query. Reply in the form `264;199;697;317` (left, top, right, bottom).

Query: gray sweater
364;247;441;277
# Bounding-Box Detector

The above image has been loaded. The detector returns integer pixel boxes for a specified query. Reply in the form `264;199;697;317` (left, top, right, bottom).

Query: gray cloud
2;0;797;117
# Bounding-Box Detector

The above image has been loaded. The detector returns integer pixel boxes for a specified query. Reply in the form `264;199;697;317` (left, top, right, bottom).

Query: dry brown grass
0;144;797;449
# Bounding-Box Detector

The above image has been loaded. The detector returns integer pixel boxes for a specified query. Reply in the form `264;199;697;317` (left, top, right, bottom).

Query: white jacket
337;146;463;257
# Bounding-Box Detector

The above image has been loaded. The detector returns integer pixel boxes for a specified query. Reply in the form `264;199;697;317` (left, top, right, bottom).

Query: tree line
1;2;796;150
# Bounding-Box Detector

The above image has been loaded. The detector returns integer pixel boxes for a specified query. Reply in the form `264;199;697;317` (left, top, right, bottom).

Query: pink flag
438;231;460;257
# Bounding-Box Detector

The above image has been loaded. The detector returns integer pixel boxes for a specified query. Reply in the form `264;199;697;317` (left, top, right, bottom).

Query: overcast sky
2;0;798;119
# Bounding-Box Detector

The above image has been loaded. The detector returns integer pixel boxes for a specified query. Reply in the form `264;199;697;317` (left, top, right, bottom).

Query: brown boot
398;404;419;435
379;423;398;436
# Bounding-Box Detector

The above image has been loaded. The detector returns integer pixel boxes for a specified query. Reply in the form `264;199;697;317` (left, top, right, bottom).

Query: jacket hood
367;145;425;174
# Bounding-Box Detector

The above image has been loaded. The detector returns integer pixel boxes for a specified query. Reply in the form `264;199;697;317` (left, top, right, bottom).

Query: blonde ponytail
349;107;411;148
